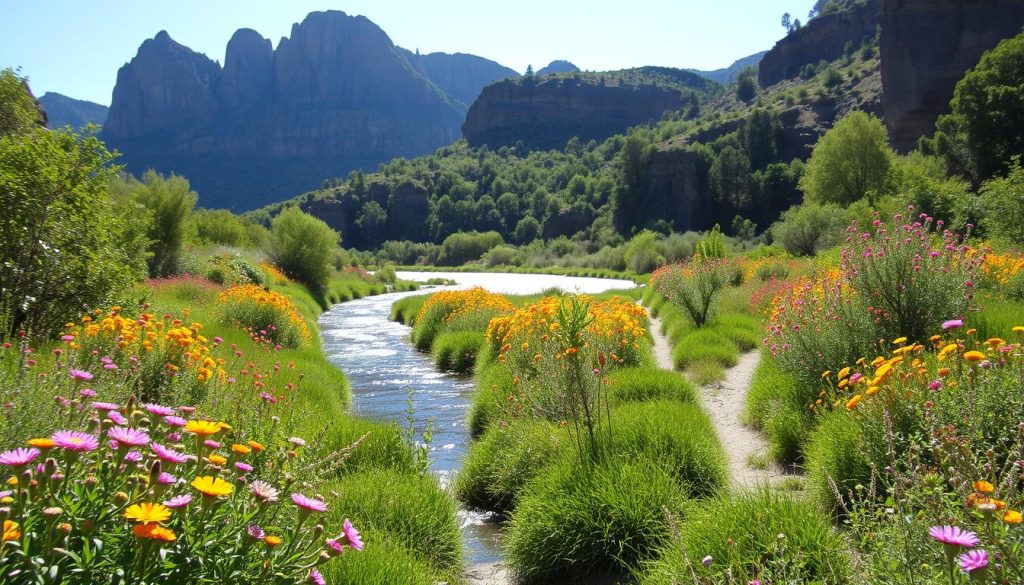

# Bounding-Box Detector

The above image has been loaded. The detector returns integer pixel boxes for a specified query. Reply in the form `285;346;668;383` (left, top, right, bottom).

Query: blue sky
2;0;817;105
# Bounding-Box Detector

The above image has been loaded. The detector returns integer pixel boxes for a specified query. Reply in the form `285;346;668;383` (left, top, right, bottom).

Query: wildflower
184;420;221;436
191;475;233;498
1013;326;1024;334
124;502;172;524
163;416;187;427
3;520;21;542
107;411;127;426
144;403;175;416
341;518;363;551
702;555;713;567
207;454;227;466
151;443;188;464
942;319;964;330
157;472;177;485
133;523;177;542
929;525;979;553
235;462;253;473
91;402;120;411
309;569;326;585
108;427;150;448
79;389;96;397
962;351;986;362
289;437;306;447
845;395;863;410
26;438;55;449
203;440;221;450
291;492;327;513
0;448;40;468
163;494;192;509
1003;510;1022;524
265;535;282;547
247;440;266;452
52;431;99;452
69;369;93;381
231;444;251;455
958;549;988;574
248;524;265;540
973;480;995;494
250;480;279;502
124;451;142;462
892;337;907;345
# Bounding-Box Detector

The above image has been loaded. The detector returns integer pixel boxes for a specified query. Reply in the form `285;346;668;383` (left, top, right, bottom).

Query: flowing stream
318;272;636;566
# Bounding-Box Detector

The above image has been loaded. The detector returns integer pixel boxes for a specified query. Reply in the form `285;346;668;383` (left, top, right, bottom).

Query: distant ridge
38;92;108;130
687;51;766;84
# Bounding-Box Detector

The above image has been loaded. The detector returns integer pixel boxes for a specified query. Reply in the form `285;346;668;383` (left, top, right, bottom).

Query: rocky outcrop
688;51;766;85
758;0;881;86
645;146;712;232
463;72;705;150
38;93;108;130
880;0;1024;151
101;11;491;211
537;60;579;76
402;50;519;106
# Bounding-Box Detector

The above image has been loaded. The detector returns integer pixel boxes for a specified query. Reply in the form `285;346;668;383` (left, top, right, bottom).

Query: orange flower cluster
62;307;222;383
415;287;514;325
217;285;310;341
979;251;1024;286
259;262;290;285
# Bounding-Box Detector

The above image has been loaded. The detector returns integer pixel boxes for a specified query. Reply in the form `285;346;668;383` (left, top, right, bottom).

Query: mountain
100;11;515;211
687;51;766;84
38;92;108;130
537;60;579;76
463;67;718;150
400;49;519;106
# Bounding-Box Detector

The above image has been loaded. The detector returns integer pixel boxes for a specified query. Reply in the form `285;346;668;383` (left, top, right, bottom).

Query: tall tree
612;133;654;233
800;111;893;205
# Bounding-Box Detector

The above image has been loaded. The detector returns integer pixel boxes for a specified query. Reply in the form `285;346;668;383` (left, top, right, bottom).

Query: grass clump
467;363;510;437
432;330;484;373
637;490;851;584
456;419;567;512
320;537;438;585
672;329;738;370
606;368;698;406
686;358;726;385
804;410;873;514
326;469;463;580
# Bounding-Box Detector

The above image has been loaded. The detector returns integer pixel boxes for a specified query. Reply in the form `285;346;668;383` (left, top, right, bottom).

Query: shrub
270;207;339;293
218;284;310;348
321;539;436;585
438;230;504;266
651;259;735;327
606;368;698;405
325;469;463;579
432;330;484;373
505;458;686;582
467;364;509;437
0;128;145;337
412;288;513;351
188;208;251;247
800;111;893;205
456;419;567;512
638;490;851;584
804;410;873;513
770;202;847;256
672;329;739;370
129;170;198;278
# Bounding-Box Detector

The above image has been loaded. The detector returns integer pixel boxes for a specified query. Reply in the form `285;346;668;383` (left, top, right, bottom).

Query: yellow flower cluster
980;251;1024;286
63;308;222;383
259;262;290;285
217;285;310;341
415;287;515;325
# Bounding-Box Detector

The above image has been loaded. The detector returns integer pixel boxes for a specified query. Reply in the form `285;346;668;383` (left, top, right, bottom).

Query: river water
318;271;636;566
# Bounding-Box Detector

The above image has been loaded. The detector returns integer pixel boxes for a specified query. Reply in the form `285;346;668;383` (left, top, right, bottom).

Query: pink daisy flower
108;427;150;447
342;518;363;551
107;411;127;426
247;524;265;540
249;480;279;502
79;388;96;397
151;443;189;464
203;440;221;450
309;570;325;585
163;494;192;508
91;402;120;412
929;525;979;548
69;369;93;381
144;403;175;416
959;549;988;574
942;319;964;330
123;450;142;462
157;472;177;485
52;430;99;452
235;461;253;473
163;416;187;427
291;492;327;513
0;447;41;467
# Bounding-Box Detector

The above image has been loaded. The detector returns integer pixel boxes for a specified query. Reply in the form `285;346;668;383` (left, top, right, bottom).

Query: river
317;271;637;566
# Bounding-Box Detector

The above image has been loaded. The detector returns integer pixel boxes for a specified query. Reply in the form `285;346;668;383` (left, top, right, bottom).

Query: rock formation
758;0;882;87
880;0;1024;151
402;50;519;106
537;60;579;76
37;93;108;130
101;11;513;211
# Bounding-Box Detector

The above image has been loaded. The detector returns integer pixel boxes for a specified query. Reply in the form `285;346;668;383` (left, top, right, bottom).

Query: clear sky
2;0;817;106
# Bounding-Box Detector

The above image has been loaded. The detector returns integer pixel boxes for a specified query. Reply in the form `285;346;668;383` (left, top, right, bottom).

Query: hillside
688;51;766;84
38;92;108;130
100;11;515;211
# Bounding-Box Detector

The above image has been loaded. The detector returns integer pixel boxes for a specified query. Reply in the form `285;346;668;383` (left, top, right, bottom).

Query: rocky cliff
758;0;881;86
101;11;510;211
463;68;715;150
401;50;519;106
880;0;1024;151
38;93;108;130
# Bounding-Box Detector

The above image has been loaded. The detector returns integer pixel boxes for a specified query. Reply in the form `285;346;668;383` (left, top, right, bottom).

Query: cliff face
463;75;693;150
880;0;1024;151
37;93;108;130
101;11;490;211
758;0;882;86
402;50;519;106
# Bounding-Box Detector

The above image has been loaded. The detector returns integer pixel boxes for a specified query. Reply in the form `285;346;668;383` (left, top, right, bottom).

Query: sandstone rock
880;0;1024;151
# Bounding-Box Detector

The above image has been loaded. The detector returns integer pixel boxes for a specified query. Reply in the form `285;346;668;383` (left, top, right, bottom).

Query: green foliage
188;208;253;247
125;170;198;277
456;419;567;512
624;230;665;274
438;230;503;265
736;68;758;102
671;329;739;370
270;207;339;293
891;152;972;230
638;490;852;584
979;159;1024;245
800;111;893;205
606;367;698;405
0;128;145;337
654;259;733;327
431;330;484;373
467;364;509;437
770;202;848;256
804;410;873;513
696;225;728;259
321;539;437;585
711;147;752;211
613;133;655;233
0;68;39;137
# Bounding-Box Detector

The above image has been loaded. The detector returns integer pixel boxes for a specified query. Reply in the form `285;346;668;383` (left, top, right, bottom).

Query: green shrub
438;230;504;265
506;458;686;583
467;364;510;437
653;259;734;327
321;539;437;585
456;419;567;512
608;401;727;497
188;208;251;247
638;490;851;584
432;330;484;373
687;359;726;384
804;411;873;514
769;203;847;256
712;312;760;350
320;417;417;476
606;368;698;405
270;207;339;293
672;329;739;370
744;356;795;428
325;469;463;579
130;170;198;278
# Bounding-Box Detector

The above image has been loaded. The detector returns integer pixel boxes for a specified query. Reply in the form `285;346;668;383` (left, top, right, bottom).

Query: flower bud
149;460;162;486
702;555;713;567
113;491;129;505
81;519;95;533
43;506;63;518
57;522;72;535
44;458;58;475
318;551;332;565
84;475;98;487
313;524;324;537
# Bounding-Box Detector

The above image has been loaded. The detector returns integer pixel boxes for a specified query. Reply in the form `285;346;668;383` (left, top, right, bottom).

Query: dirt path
467;562;511;585
647;310;786;489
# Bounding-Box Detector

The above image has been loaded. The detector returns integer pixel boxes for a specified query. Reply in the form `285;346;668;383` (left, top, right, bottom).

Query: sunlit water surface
318;271;636;565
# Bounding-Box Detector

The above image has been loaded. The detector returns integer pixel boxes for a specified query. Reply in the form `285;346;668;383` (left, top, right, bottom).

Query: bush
638;490;851;584
804;410;872;514
270;207;339;293
411;288;513;351
188;208;251;247
218;284;310;348
0;128;146;337
456;419;567;512
325;469;463;579
432;330;484;373
506;458;686;582
799;111;893;205
128;170;198;277
770;203;847;256
438;230;503;265
606;368;698;405
652;259;735;327
467;364;510;437
672;329;739;370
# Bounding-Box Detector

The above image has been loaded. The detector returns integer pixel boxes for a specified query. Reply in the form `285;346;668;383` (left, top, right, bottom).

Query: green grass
672;329;739;370
687;358;726;385
712;312;761;351
456;419;568;512
394;264;644;282
432;330;484;373
636;490;851;584
606;368;698;406
804;410;873;515
467;363;510;437
320;537;438;585
972;295;1024;341
325;469;464;581
505;457;687;583
743;353;815;464
390;294;430;325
